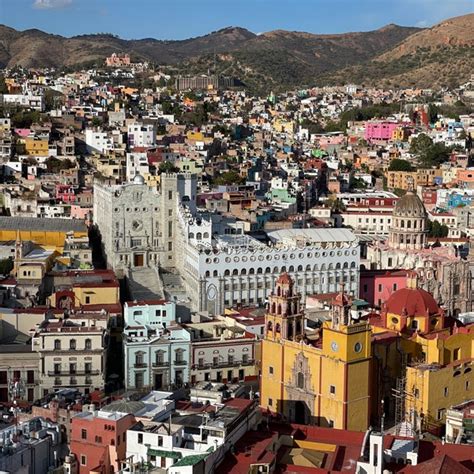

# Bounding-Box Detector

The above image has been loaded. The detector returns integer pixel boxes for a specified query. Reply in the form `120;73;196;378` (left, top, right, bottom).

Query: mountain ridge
0;14;473;91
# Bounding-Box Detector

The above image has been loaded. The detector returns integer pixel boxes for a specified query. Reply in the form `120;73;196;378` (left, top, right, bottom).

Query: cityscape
0;1;473;473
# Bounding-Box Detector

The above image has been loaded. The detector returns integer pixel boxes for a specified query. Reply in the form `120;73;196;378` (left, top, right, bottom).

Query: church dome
393;190;427;218
132;173;145;185
385;287;440;317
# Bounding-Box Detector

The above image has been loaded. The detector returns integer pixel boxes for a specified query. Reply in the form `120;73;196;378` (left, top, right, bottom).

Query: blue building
123;300;191;391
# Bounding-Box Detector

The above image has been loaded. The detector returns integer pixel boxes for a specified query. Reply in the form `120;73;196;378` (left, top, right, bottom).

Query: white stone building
176;202;360;315
31;314;108;396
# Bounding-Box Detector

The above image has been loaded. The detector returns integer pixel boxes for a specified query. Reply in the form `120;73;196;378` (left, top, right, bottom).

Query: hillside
0;14;472;91
318;13;474;89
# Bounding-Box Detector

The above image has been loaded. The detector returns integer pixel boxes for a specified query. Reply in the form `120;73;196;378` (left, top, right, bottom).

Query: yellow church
261;272;473;435
261;273;372;432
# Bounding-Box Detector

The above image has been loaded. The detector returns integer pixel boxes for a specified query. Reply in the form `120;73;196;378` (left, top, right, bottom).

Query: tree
388;159;413;172
213;170;245;186
0;75;8;94
0;258;13;275
427;220;449;238
159;161;179;174
410;133;451;168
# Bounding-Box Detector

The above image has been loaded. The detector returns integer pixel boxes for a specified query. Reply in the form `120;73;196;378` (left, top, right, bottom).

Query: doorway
154;373;163;390
134;254;144;267
294;401;306;424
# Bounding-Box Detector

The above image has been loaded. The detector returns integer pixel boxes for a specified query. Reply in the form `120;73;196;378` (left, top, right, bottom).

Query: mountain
320;13;474;89
0;14;472;91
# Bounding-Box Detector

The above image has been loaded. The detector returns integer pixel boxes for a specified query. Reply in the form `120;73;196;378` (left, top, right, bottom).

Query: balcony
192;359;255;370
134;363;148;368
48;370;100;376
152;362;170;368
173;360;187;366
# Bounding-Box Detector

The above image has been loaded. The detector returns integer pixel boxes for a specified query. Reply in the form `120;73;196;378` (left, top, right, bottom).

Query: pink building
360;270;409;307
70;205;91;222
364;121;400;142
56;184;76;203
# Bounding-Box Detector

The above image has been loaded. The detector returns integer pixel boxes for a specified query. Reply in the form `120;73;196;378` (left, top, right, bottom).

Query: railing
48;370;100;376
174;360;187;366
192;359;255;370
134;363;148;368
152;362;170;368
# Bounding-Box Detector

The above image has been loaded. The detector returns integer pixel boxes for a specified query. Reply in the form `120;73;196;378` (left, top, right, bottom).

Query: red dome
385;287;440;317
277;272;293;285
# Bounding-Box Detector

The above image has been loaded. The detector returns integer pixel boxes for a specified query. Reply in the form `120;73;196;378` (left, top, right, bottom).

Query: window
85;363;92;374
466;381;470;390
437;408;445;420
69;363;76;375
81;429;87;440
158;436;163;447
453;348;460;361
27;370;34;384
85;296;90;304
80;455;87;466
330;385;336;395
85;339;92;350
268;398;273;407
70;339;76;350
411;320;418;330
54;339;61;350
95;436;102;443
444;387;448;397
328;420;334;428
168;242;172;251
168;190;173;200
269;366;274;375
378;284;382;292
297;372;304;389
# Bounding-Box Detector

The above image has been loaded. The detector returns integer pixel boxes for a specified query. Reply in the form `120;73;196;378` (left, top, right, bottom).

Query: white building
84;129;114;154
1;94;44;111
176;202;360;315
127;123;156;149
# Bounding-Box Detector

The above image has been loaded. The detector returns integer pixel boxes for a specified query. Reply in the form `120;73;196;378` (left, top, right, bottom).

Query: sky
0;0;472;39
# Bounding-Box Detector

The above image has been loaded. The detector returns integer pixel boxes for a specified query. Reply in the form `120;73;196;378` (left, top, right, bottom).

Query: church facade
260;273;372;432
367;188;471;315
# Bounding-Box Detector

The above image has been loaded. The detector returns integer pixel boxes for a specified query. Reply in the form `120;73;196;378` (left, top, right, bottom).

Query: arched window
232;269;239;276
205;270;210;277
336;263;341;270
224;270;230;276
306;264;311;271
189;232;194;239
297;265;303;271
287;323;294;339
297;372;304;389
203;232;209;238
289;265;294;272
267;321;273;331
54;339;61;350
196;232;202;240
271;303;276;314
135;352;144;365
343;262;348;269
275;323;281;333
277;286;281;296
241;268;247;276
350;261;356;268
249;268;255;275
213;270;218;277
293;302;298;314
69;339;76;350
257;268;263;274
85;339;92;350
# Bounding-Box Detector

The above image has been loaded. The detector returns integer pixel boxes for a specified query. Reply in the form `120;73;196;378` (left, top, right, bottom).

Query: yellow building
386;168;443;191
405;326;473;434
48;269;120;309
24;137;49;156
261;274;371;431
369;274;473;435
0;216;88;252
273;119;295;134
